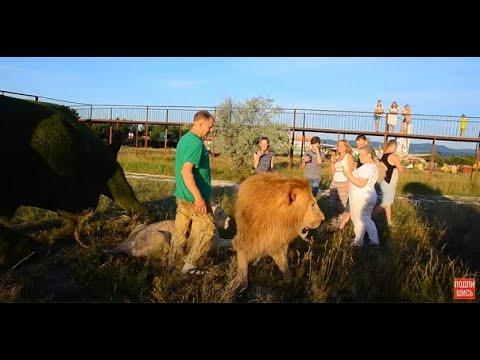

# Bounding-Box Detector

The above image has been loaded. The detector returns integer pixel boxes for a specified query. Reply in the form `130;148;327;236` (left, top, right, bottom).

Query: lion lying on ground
105;204;230;258
440;164;458;174
232;172;325;289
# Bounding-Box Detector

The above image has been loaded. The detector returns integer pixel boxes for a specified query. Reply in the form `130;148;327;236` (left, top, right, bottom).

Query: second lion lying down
105;204;230;258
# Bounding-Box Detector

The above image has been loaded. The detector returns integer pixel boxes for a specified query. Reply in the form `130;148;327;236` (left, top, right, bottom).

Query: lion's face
212;204;230;230
293;190;325;235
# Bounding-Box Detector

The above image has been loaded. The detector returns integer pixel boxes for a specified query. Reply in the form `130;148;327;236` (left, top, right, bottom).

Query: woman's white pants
349;191;379;245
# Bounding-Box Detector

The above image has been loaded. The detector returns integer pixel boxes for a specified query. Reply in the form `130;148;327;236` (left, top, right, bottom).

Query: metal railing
3;89;480;180
74;106;480;141
72;105;217;125
2;89;480;140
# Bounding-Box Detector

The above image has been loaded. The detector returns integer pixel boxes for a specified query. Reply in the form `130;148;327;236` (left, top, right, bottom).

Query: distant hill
407;143;475;156
323;139;476;156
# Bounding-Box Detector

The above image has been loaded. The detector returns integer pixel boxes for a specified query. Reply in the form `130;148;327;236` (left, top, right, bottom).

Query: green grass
1;145;479;302
398;170;480;197
1;173;479;302
118;146;480;197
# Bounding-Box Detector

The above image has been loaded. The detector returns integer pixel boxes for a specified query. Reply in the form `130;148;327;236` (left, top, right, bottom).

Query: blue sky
1;57;479;150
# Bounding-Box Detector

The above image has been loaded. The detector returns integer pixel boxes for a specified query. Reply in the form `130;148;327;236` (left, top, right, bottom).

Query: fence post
135;124;139;155
472;130;480;181
113;108;119;130
164;109;169;153
476;147;480;176
289;109;297;172
300;113;306;158
144;106;149;159
428;138;436;181
383;114;389;151
300;131;305;158
35;96;38;102
89;105;93;121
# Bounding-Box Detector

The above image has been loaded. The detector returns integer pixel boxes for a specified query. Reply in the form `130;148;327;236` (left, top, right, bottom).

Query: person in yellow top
460;114;468;137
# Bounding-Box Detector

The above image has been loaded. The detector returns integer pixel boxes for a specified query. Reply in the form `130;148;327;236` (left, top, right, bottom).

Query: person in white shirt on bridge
388;101;399;133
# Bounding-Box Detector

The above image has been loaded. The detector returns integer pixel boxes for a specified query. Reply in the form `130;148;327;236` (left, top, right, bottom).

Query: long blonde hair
337;139;352;154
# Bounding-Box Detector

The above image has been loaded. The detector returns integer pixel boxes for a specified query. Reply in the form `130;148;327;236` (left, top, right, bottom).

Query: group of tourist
374;100;412;134
327;135;405;247
252;132;406;248
375;100;469;138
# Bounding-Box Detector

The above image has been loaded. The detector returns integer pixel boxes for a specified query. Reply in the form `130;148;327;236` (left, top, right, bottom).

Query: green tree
89;123;110;143
213;96;289;172
87;119;133;145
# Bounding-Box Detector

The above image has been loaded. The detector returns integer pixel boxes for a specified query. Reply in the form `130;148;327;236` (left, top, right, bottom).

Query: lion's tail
102;245;125;255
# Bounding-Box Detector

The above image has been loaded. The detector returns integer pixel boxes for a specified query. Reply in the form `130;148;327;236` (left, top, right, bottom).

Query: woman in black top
375;140;405;226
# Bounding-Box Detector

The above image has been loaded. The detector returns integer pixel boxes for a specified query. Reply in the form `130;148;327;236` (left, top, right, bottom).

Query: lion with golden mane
232;172;325;288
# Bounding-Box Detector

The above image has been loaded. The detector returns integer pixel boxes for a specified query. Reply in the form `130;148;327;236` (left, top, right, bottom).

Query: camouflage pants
171;199;216;267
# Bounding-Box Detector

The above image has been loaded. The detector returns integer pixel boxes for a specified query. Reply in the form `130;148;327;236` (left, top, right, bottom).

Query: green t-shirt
174;131;211;202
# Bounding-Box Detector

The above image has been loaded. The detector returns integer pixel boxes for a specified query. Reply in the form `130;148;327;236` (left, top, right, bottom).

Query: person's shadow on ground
402;182;480;271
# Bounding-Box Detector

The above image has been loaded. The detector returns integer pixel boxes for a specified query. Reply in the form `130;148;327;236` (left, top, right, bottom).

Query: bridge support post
135;125;139;155
288;109;297;172
383;114;389;151
300;130;305;158
472;132;480;182
144;106;149;159
164;110;169;153
300;113;306;158
428;138;436;182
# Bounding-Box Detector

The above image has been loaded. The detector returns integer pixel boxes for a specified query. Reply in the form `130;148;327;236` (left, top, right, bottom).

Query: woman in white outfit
329;139;355;228
388;101;399;133
342;145;379;247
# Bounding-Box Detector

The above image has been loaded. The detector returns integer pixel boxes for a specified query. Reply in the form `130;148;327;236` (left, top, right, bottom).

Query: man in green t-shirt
172;110;216;275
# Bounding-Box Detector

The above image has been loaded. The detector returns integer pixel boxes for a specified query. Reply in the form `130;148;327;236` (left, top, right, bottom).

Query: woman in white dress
388;101;399;133
329;139;355;228
397;104;412;155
